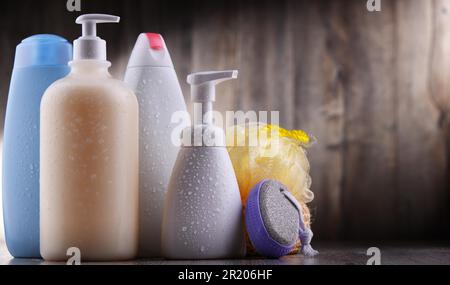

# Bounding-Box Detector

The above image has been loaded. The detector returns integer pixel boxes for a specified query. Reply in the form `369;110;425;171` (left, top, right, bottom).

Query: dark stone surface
2;241;449;265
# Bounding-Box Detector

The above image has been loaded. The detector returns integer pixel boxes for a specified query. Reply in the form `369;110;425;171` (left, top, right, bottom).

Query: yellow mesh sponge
226;123;314;205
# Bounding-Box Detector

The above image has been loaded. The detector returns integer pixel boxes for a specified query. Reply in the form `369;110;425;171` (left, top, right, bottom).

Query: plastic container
124;33;187;257
162;70;245;259
40;14;139;261
2;34;72;258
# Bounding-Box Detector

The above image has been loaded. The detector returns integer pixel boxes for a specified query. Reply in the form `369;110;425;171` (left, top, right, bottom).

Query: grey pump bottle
162;70;246;259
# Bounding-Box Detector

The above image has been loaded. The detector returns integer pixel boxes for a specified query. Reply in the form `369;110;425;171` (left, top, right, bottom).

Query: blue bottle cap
14;34;72;68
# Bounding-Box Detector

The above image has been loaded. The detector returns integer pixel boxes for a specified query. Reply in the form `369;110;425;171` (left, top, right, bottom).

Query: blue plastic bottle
2;35;72;258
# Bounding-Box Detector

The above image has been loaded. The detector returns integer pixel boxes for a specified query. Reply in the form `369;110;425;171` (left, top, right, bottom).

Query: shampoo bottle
162;70;245;259
124;33;187;257
40;14;139;261
2;35;72;258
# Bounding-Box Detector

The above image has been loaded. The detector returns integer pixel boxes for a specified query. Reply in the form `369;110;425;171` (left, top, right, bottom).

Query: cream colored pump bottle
40;14;139;261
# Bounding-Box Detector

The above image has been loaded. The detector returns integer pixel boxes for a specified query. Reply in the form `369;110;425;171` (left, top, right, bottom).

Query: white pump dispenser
73;14;120;61
181;71;238;148
162;70;245;259
189;70;238;125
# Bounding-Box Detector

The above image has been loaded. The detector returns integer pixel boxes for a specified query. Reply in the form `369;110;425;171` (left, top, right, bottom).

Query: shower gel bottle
3;35;71;258
40;14;139;261
124;33;187;257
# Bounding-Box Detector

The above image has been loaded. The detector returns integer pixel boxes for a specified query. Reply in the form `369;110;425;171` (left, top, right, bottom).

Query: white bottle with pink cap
124;33;187;257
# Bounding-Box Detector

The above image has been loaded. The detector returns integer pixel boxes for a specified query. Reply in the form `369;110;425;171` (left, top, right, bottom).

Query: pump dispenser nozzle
183;70;238;147
73;14;120;61
187;70;238;125
188;70;238;103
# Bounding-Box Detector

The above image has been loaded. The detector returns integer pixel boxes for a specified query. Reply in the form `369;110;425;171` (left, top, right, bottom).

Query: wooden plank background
0;0;449;240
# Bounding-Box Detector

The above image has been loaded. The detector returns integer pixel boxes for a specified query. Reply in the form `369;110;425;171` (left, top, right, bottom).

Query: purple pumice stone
245;179;299;258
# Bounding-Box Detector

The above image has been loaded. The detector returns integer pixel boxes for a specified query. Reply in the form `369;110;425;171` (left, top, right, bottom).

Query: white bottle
40;14;139;261
124;33;187;257
162;70;246;259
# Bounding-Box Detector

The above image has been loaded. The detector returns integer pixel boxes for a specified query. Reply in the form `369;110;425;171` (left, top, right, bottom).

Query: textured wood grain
338;0;398;240
396;0;449;239
0;0;449;240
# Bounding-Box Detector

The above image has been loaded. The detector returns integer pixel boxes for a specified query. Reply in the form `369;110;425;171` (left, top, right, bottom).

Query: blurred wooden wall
1;0;450;240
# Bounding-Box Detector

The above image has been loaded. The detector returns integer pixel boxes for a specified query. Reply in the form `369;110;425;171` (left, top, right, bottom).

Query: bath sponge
245;179;318;258
226;123;314;205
